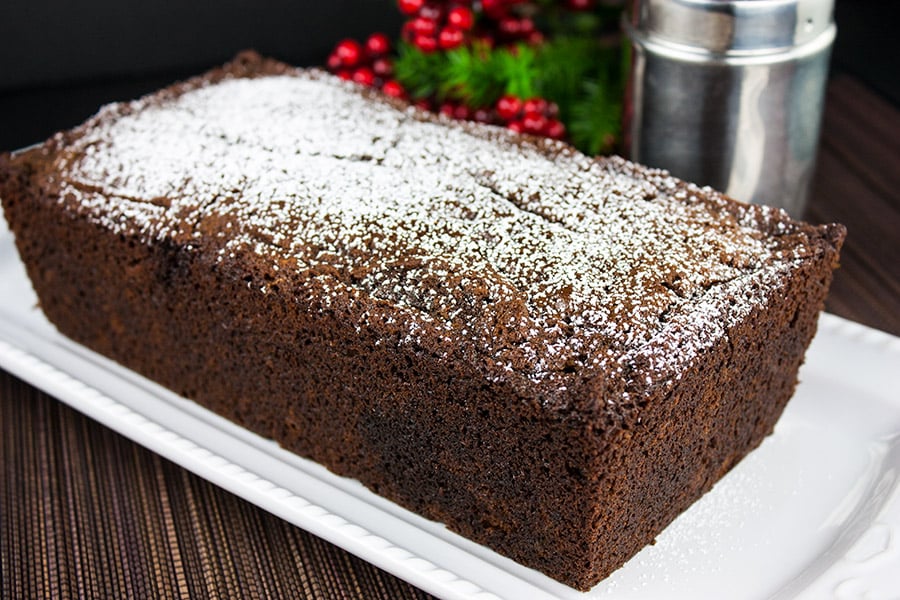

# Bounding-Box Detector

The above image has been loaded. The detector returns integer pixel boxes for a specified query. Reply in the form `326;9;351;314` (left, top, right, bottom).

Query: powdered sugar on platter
47;71;809;388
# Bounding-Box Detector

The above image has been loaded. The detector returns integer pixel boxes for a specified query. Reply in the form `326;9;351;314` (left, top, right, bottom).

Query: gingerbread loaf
0;52;844;590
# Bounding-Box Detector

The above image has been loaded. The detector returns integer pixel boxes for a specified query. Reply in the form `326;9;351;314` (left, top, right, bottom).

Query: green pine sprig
569;78;621;156
438;43;508;107
393;41;448;100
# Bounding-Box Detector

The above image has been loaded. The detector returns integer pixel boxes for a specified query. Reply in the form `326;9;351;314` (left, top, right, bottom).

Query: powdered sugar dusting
52;71;805;394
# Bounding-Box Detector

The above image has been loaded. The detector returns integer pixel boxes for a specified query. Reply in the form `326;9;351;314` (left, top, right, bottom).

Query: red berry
334;39;363;67
326;53;342;71
419;4;443;20
365;33;391;56
398;0;424;15
439;101;457;117
401;20;416;42
414;98;433;111
481;0;506;18
507;120;526;133
544;119;566;139
526;31;544;45
411;16;438;36
472;108;493;123
453;104;471;120
447;6;475;30
566;0;594;10
498;17;521;36
438;26;465;49
522;112;548;134
522;97;549;116
336;70;353;81
352;67;376;86
372;57;394;77
414;34;438;52
495;95;522;121
381;80;406;98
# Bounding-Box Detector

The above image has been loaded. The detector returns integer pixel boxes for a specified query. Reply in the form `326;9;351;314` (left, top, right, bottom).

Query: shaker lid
626;0;835;55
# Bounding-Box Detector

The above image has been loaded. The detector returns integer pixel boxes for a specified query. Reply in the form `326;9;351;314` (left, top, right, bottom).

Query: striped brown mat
0;370;436;599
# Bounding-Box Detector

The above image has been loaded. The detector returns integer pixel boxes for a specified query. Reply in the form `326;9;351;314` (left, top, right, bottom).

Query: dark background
0;0;896;151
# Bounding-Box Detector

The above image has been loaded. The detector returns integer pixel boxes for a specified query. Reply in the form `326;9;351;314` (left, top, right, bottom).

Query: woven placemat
0;370;436;599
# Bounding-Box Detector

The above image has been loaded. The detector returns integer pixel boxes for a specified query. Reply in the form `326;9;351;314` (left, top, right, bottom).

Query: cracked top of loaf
11;51;844;412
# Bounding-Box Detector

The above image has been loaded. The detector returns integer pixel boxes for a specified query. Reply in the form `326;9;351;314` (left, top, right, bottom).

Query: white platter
0;214;898;600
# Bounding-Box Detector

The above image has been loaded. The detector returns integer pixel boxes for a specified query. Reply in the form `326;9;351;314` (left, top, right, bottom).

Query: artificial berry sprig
326;33;407;99
436;99;494;123
428;93;564;141
478;0;542;46
495;95;566;139
400;1;477;52
324;1;626;153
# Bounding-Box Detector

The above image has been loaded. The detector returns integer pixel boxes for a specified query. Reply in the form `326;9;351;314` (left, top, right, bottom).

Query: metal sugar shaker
623;0;836;216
